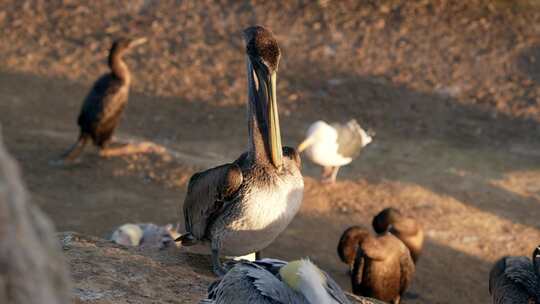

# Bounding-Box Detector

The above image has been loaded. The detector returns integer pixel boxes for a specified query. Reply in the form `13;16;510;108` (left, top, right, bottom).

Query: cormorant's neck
109;51;131;84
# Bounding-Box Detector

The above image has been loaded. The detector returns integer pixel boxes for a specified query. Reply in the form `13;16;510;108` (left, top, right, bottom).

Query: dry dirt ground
1;1;540;304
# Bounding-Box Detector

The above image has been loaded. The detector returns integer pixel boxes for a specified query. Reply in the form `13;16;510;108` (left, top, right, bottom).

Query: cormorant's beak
249;57;283;169
129;37;148;48
297;136;315;153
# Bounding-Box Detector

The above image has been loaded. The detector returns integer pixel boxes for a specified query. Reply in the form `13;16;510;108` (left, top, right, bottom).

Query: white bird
110;223;174;249
297;119;373;183
201;258;385;304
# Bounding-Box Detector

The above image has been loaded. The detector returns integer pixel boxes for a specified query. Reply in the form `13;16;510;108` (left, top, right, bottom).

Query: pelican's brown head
243;26;283;169
244;26;281;73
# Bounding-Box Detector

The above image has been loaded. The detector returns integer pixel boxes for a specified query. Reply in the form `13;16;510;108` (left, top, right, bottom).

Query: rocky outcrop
62;232;214;304
62;232;386;304
0;131;72;304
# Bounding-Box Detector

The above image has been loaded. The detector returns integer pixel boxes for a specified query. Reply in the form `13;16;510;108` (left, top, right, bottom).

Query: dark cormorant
338;225;370;266
489;245;540;303
177;26;304;276
56;37;148;163
338;226;415;304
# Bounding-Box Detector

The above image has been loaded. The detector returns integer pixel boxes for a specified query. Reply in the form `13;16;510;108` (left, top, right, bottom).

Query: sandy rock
0;131;72;304
62;231;383;304
62;232;214;304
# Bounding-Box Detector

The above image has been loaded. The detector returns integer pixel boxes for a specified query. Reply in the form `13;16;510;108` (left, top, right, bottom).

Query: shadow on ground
1;69;539;303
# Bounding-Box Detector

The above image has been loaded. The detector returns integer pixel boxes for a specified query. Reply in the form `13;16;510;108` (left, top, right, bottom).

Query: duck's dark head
108;37;147;67
243;26;283;169
372;207;402;234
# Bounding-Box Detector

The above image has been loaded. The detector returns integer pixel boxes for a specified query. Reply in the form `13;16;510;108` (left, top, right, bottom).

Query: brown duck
372;207;424;263
349;230;415;304
337;225;370;266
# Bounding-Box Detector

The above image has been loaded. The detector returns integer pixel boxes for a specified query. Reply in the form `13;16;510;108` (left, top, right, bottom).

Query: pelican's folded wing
324;271;352;304
253;258;289;276
504;256;539;299
243;262;306;304
183;163;243;239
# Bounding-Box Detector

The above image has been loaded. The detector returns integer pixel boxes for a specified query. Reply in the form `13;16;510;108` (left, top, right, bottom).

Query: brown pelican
347;229;415;304
297;120;373;183
489;245;540;303
178;26;304;276
372;208;424;263
200;258;386;304
54;37;157;163
110;223;174;249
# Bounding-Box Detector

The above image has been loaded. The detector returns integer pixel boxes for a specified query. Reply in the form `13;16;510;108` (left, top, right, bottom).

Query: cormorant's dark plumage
338;226;370;266
350;233;415;304
372;207;424;263
489;246;540;304
58;37;146;162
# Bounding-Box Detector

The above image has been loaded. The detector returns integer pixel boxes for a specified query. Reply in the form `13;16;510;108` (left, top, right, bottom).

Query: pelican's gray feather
253;258;289;275
504;257;540;300
183;163;243;239
489;255;540;303
203;259;388;304
324;271;353;304
246;263;306;303
207;262;306;304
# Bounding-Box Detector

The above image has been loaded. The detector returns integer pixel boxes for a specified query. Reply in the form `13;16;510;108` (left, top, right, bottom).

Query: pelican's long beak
267;71;283;168
297;136;315;153
250;58;283;169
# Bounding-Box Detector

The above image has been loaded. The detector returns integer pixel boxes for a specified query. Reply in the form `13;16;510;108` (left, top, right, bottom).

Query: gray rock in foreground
0;131;72;304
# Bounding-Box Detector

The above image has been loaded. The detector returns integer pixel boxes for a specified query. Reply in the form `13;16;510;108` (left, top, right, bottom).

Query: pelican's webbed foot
99;141;165;157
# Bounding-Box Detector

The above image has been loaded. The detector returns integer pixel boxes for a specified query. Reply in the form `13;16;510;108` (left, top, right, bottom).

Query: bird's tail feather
60;134;88;161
